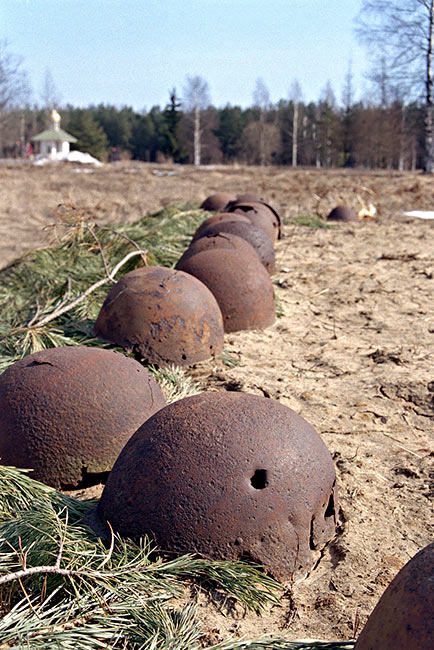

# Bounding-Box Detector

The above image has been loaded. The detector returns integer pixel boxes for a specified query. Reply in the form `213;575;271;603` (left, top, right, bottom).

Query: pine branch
32;248;148;328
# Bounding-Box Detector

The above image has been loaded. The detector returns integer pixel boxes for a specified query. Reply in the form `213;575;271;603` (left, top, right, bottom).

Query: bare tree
0;40;31;153
240;121;281;165
182;75;210;165
0;41;30;115
289;79;303;167
341;60;356;167
316;81;338;167
356;0;434;172
41;68;61;112
342;59;354;111
253;78;271;166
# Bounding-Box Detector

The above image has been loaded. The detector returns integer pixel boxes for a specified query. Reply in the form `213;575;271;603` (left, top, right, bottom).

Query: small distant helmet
354;541;434;650
0;346;166;488
227;201;279;242
94;266;224;367
95;392;338;582
236;192;263;202
192;213;250;242
228;197;283;238
327;205;358;222
200;192;236;211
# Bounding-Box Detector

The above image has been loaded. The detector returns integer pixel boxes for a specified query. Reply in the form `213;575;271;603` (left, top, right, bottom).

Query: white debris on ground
357;198;377;220
33;150;103;166
404;210;434;219
151;169;179;176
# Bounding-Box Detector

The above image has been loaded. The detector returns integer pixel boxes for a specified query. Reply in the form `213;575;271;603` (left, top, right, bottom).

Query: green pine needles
0;465;354;649
0;203;205;386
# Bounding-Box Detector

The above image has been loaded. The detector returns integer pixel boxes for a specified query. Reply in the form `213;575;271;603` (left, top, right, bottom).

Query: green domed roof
32;128;77;143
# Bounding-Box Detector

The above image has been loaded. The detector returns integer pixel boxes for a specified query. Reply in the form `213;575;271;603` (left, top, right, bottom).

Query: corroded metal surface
176;248;276;332
192;213;250;242
228;201;279;243
355;542;434;650
200;192;236;211
236;192;263;202
0;346;166;488
95;391;338;582
94;266;224;367
228;198;283;238
176;232;260;268
327;205;358;222
193;220;276;275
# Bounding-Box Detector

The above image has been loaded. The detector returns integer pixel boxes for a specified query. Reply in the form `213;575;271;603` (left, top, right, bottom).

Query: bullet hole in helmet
325;490;335;518
250;469;268;489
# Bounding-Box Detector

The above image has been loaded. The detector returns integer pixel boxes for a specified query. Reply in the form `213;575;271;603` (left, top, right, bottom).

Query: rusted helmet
354;541;434;650
327;205;358;222
193;220;275;275
0;346;166;488
236;192;263;202
192;213;250;242
228;201;279;243
176;232;260;268
228;198;283;239
95;391;338;582
200;192;236;211
176;248;276;332
94;266;224;367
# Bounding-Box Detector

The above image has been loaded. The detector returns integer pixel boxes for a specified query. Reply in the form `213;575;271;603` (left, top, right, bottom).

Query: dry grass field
0;161;433;643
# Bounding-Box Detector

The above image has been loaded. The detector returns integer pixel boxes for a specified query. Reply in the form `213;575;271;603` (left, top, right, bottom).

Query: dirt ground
0;162;433;642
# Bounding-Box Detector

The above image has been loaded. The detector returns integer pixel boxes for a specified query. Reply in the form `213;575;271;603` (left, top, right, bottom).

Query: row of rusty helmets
200;191;282;241
201;191;360;224
93;191;283;362
0;342;338;582
327;205;358;222
174;191;283;333
0;191;340;584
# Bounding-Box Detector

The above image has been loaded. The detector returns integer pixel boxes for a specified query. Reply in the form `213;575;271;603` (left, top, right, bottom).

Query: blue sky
1;0;368;110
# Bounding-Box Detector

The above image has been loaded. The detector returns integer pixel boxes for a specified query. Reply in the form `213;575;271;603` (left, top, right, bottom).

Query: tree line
1;0;433;170
1;89;427;171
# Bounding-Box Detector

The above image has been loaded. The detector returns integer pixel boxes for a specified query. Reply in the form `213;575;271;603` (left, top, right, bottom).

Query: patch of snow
33;156;51;166
404;211;434;219
66;150;102;166
33;150;103;167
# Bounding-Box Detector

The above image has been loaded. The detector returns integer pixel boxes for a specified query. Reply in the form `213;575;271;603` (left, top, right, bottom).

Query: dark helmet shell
176;248;276;332
94;266;224;367
95;391;337;582
0;346;166;488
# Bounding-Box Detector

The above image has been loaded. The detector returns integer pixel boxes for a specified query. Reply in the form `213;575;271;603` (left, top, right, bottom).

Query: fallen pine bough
0;465;355;650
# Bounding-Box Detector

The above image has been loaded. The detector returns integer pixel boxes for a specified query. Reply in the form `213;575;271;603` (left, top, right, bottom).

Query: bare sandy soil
0;162;433;642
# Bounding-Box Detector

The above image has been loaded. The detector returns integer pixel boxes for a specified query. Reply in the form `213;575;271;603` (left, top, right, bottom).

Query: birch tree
357;0;434;172
289;79;302;167
182;75;210;165
253;78;271;166
41;69;61;111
